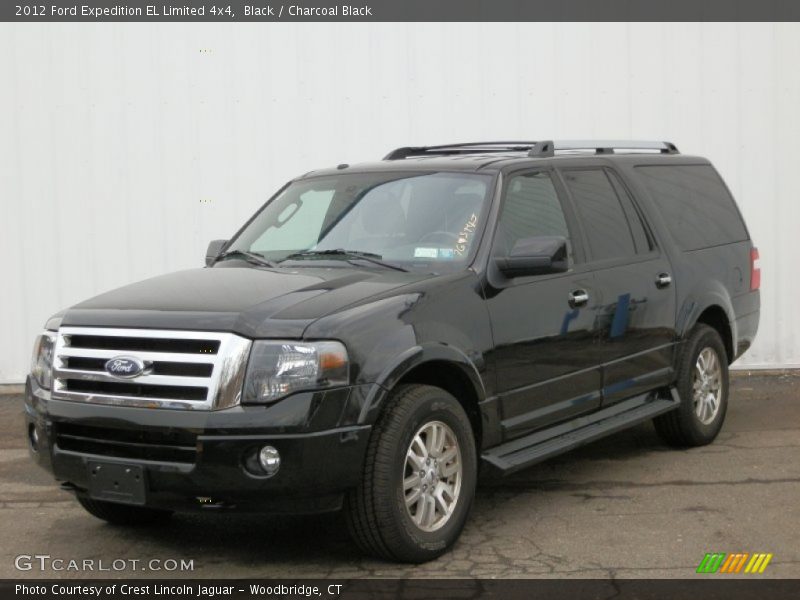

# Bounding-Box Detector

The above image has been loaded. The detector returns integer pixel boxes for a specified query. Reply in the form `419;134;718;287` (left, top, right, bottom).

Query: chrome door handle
569;289;589;308
656;273;672;288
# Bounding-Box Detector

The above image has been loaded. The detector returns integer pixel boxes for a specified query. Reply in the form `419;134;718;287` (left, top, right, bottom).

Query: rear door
557;167;677;405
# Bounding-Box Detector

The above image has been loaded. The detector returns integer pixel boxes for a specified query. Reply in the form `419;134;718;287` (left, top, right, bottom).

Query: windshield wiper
281;249;409;272
215;250;278;268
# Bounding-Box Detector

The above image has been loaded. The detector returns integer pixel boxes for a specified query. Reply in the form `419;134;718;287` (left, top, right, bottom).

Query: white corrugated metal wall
1;22;798;382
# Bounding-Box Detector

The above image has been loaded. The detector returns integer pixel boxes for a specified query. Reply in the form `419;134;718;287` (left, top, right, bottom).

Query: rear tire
655;324;729;447
77;495;172;526
345;384;477;563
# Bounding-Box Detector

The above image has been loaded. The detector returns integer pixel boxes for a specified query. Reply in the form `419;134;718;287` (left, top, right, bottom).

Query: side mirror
495;236;569;278
205;239;228;267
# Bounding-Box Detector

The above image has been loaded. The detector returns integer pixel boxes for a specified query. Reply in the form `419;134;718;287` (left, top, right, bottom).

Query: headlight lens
30;331;57;390
242;340;349;404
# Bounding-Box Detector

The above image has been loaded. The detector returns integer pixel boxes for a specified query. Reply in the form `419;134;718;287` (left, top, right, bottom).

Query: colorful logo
696;552;773;574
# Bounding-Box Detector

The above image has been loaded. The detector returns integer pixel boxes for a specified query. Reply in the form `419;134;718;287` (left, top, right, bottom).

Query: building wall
1;22;798;382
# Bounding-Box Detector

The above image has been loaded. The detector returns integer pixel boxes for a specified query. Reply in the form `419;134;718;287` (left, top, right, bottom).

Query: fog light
28;424;39;453
258;445;280;476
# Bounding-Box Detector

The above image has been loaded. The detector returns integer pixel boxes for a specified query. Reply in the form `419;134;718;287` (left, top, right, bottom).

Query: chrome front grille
52;327;252;410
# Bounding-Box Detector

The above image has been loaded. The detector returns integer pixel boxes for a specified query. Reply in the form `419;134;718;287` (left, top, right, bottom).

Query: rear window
635;165;748;251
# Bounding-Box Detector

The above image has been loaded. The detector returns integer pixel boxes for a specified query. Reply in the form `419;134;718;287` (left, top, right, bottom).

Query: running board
481;388;681;477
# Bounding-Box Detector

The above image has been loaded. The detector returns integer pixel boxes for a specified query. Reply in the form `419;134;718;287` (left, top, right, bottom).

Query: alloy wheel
402;420;463;532
693;347;723;425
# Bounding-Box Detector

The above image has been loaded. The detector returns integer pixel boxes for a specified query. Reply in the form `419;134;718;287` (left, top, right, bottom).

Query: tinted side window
607;170;652;253
635;165;748;251
495;172;569;256
561;169;637;261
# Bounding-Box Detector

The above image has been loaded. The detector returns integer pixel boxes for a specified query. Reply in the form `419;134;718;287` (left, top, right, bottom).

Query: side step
481;388;681;477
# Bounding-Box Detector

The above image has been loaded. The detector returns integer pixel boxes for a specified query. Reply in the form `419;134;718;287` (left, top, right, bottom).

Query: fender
675;281;738;355
357;342;487;426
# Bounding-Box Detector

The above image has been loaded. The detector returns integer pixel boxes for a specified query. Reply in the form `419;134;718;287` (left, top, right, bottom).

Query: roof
298;141;708;179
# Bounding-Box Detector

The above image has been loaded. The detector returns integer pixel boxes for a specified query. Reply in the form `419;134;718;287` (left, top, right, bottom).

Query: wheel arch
694;305;734;364
359;344;487;449
677;283;736;364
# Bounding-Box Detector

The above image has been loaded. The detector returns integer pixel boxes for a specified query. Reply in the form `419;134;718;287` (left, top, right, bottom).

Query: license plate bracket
87;461;146;505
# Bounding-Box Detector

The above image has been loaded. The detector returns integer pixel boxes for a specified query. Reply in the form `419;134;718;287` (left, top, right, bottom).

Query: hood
61;263;433;338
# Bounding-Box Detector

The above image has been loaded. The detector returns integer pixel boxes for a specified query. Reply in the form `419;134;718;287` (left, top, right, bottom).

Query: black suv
25;141;760;562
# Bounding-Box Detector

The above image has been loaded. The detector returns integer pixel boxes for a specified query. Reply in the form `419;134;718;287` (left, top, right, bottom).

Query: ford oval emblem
104;356;146;379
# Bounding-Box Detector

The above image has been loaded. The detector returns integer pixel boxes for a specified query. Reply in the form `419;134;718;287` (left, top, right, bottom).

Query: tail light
750;247;760;291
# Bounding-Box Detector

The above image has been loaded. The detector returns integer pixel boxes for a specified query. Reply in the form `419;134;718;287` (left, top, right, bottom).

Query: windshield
227;172;493;272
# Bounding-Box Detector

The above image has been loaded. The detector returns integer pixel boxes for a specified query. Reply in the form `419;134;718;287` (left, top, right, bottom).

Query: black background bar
4;0;800;23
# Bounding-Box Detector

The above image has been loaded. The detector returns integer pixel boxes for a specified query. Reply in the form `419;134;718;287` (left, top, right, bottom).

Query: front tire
76;495;172;526
655;324;729;447
345;384;477;562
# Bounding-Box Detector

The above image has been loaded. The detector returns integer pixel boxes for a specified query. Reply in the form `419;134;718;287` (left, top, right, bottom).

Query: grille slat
64;379;208;401
67;335;219;354
52;327;252;411
63;356;214;377
55;423;197;464
57;347;220;364
55;370;212;389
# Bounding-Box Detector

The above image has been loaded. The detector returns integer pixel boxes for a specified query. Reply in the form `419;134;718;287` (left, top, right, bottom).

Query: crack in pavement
570;493;634;502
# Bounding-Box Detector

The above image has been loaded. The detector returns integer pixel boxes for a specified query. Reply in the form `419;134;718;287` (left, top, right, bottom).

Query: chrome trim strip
51;387;210;411
53;368;212;388
56;347;217;363
215;336;252;410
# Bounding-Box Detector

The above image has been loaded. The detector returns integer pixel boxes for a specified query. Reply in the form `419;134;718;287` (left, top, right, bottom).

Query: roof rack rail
383;140;680;161
528;140;679;157
384;141;540;160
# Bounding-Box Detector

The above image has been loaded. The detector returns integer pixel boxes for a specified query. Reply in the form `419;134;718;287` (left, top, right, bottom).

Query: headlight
30;331;57;390
242;340;349;404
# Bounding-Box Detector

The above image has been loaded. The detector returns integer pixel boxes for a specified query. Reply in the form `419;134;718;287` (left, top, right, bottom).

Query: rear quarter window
635;165;748;251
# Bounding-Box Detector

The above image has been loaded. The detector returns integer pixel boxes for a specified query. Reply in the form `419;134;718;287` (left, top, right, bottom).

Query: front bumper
24;378;375;514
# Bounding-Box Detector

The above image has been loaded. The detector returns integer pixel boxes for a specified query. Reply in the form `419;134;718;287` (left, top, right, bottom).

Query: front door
485;169;603;440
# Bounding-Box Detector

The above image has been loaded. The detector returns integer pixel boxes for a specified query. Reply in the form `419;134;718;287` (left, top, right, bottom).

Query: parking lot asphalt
1;372;798;579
